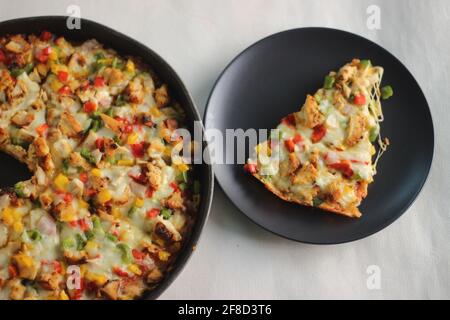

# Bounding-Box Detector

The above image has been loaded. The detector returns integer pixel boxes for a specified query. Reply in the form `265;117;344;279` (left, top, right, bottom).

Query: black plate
204;28;434;244
0;16;214;298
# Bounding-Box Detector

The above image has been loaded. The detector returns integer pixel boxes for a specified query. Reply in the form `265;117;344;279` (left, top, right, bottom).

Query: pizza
0;31;200;299
245;59;393;218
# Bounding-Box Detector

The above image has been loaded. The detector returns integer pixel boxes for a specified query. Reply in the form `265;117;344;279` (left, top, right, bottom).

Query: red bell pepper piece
311;124;327;143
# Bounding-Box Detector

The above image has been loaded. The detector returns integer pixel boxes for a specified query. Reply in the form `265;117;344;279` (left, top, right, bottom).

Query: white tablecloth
1;0;448;299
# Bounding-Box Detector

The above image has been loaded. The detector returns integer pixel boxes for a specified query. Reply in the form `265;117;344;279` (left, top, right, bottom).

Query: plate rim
204;27;435;245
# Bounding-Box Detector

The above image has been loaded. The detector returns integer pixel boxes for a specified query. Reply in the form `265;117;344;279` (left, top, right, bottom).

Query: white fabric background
0;0;448;299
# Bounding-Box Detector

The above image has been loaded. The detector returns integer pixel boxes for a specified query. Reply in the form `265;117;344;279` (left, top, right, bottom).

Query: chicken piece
153;221;181;242
0;223;8;248
69;152;90;171
100;280;120;300
146;163;162;190
288;153;300;175
40;154;55;175
99;114;121;134
325;180;343;203
119;279;144;299
291;162;318;186
0;70;15;91
33;137;50;157
338;64;357;83
12;253;39;280
39;193;53;209
297;95;324;129
63;250;87;264
38;272;63;291
8;279;26;300
154;84;169;108
59;111;83;138
147;268;163;284
166;191;184;211
127;77;144;104
5;35;30;53
346;112;366;147
11;110;35;127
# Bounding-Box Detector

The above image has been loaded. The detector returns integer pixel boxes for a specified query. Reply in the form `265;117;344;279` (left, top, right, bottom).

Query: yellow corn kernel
54;173;69;191
79;200;89;209
48;49;58;61
37;63;49;76
127;264;142;276
79;264;88;276
13;221;24;233
125;59;135;74
90;168;102;178
97;189;112;204
60;209;77;222
50;78;63;92
158;251;170;262
84;240;98;252
163;146;172;157
370;145;376;156
1;207;15;225
177;163;189;172
150;106;161;117
14;253;34;268
85;271;108;286
117;159;134;166
127;132;139;145
22;243;33;251
112;208;121;219
135;198;144;208
59;290;69;300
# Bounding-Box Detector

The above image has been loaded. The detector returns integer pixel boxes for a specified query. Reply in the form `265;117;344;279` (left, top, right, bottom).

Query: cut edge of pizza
245;59;393;218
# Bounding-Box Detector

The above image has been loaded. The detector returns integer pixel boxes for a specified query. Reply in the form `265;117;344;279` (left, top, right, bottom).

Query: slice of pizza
245;59;393;218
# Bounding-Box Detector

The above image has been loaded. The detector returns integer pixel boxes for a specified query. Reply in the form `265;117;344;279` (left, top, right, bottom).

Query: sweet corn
37;63;49;76
125;59;135;74
80;264;88;276
127;264;142;276
112;208;121;219
1;207;15;225
127;132;139;145
90;168;102;178
54;173;69;191
135;198;144;208
60;209;77;222
117;159;134;166
85;271;108;286
50;62;68;74
59;290;69;300
48;49;58;61
50;78;63;92
13;221;24;233
14;253;34;268
79;200;89;209
177;163;189;172
158;251;170;262
84;240;98;252
370;145;376;156
163;146;172;157
150;106;161;117
97;189;112;204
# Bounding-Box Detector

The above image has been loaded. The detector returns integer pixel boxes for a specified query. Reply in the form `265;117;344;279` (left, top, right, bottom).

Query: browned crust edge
251;172;361;219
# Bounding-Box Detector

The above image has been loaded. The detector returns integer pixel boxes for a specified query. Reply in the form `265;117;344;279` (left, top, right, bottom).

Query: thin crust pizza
245;59;393;218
